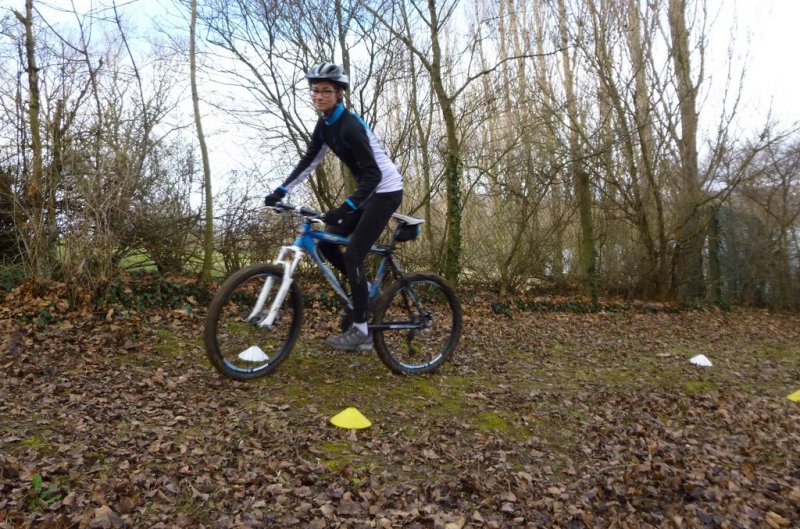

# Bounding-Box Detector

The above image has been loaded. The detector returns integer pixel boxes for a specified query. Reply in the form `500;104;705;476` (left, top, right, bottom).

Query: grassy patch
377;374;471;418
154;328;202;359
6;435;55;457
754;346;795;361
313;438;386;483
474;410;513;433
155;330;184;356
317;440;354;472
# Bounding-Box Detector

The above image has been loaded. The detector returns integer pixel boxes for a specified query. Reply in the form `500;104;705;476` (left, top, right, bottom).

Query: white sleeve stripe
364;129;403;193
285;145;329;191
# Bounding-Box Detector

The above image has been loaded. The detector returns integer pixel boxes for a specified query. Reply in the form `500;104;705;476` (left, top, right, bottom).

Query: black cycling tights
318;191;403;323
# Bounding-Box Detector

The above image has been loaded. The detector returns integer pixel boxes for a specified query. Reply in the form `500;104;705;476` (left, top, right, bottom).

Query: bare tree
189;0;214;281
463;0;560;294
364;0;548;284
12;0;49;281
582;0;672;298
556;0;598;304
727;134;800;308
365;0;469;283
1;0;187;300
667;0;705;302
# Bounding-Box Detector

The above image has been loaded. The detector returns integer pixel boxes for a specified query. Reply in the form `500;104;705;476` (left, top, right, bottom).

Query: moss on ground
753;345;795;361
10;435;55;457
474;410;512;433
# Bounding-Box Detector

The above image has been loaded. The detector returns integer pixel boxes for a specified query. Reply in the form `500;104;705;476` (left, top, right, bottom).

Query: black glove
323;203;355;225
264;187;287;207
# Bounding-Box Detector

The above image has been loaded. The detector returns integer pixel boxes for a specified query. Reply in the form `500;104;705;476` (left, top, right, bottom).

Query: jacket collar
323;103;346;125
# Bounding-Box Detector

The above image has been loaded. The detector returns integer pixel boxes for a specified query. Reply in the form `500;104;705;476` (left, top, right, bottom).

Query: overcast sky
707;0;799;131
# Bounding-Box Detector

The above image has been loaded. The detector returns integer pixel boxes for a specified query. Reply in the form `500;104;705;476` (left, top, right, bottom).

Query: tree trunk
15;0;49;279
407;52;434;244
627;0;669;299
668;0;705;303
427;0;462;284
532;0;564;281
558;0;598;306
707;206;723;306
191;0;215;282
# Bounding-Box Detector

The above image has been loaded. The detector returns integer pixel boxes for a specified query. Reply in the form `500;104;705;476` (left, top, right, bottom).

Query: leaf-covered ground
1;288;799;529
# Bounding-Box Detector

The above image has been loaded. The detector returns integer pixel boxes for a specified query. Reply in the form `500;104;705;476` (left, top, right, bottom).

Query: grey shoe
326;325;373;352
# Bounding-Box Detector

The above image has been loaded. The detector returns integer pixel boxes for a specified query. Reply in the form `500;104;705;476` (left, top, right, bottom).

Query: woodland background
2;2;800;527
1;0;799;308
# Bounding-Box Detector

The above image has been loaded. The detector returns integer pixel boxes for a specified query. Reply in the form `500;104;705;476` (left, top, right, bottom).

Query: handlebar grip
268;202;323;219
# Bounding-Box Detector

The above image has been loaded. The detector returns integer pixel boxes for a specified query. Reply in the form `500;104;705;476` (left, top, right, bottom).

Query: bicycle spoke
372;273;462;374
205;264;302;380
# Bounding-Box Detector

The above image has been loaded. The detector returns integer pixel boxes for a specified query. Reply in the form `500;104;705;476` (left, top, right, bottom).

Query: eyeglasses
310;88;339;96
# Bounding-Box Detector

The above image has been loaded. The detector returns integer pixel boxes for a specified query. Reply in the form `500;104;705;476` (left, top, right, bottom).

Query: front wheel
371;272;462;375
204;263;303;381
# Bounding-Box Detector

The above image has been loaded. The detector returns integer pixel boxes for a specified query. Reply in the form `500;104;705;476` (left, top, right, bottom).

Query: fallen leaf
765;511;791;528
89;505;124;529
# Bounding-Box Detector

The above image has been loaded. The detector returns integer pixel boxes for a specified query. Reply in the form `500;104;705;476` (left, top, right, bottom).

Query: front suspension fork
247;245;304;328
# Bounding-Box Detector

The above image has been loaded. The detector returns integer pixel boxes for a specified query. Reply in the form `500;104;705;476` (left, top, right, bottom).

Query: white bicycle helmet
306;62;349;90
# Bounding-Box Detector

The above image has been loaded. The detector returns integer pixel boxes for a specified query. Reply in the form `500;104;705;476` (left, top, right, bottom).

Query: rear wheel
371;272;462;375
204;263;302;381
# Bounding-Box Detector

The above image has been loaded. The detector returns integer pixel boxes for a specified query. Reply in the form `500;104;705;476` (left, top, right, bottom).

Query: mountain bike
204;202;462;381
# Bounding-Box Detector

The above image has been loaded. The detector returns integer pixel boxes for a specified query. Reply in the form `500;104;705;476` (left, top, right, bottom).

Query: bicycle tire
204;263;303;381
371;272;462;375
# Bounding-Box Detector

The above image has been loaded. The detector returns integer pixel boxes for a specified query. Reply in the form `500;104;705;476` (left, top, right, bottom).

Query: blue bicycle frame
249;208;398;329
295;220;393;303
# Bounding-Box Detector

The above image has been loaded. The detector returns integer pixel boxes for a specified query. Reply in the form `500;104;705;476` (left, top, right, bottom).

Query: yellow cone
330;407;372;429
788;390;800;402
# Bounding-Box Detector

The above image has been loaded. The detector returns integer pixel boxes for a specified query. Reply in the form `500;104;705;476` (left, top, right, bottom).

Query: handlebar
267;202;324;221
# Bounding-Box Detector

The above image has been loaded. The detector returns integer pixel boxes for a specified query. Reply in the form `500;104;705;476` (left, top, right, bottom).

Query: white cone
238;345;269;362
689;354;712;367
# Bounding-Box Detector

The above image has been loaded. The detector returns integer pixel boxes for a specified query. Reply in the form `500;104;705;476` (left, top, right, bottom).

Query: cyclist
264;62;403;351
